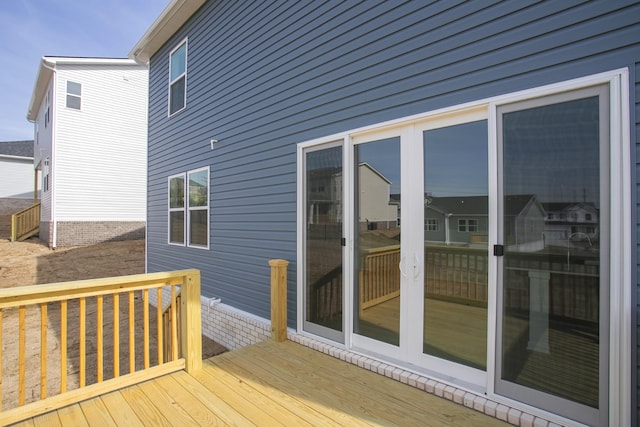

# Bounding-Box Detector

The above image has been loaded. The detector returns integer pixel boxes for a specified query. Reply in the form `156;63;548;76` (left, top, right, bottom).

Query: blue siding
634;61;640;426
146;2;640;413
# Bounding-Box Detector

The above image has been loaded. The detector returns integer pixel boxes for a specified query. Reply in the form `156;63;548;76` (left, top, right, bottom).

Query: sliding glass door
496;85;609;426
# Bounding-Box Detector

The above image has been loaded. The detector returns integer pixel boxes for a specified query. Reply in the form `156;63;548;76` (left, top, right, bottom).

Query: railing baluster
97;295;103;383
113;293;119;378
128;291;135;374
18;306;26;406
143;289;149;369
0;309;2;411
40;303;47;399
170;285;178;361
79;298;86;388
60;300;67;393
157;287;163;365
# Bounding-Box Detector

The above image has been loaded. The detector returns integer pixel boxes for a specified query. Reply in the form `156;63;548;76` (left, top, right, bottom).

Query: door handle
399;253;408;278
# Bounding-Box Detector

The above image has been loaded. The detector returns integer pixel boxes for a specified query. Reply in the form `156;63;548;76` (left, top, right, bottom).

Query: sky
0;0;169;142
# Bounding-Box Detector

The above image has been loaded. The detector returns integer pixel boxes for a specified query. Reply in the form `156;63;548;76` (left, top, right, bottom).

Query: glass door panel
304;145;343;340
423;120;488;370
496;86;608;426
354;137;401;346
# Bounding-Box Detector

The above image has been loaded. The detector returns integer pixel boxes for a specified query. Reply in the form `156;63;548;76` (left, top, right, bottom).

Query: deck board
98;391;144;427
16;340;507;426
77;398;117;427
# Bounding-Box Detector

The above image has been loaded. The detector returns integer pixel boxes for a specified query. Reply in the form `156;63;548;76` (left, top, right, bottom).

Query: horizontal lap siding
635;61;640;426
146;0;640;347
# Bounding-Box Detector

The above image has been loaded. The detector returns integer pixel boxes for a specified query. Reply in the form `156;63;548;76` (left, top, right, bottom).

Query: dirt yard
0;236;226;410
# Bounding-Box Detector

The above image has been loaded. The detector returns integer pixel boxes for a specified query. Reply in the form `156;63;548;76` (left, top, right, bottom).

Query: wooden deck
12;340;506;426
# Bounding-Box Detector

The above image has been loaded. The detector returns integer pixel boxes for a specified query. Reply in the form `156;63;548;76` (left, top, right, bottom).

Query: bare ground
0;236;226;410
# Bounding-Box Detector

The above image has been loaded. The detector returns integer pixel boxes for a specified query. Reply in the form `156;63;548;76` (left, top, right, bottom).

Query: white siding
358;163;397;223
0;157;34;198
52;64;148;221
34;78;54;222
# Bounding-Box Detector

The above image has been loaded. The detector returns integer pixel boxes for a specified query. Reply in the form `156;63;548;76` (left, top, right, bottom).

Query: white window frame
186;167;210;249
168;38;188;117
295;69;630;427
168;172;186;246
426;218;438;231
66;80;81;110
167;167;210;249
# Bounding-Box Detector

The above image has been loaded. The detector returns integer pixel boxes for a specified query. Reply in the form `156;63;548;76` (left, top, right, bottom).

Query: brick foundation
46;221;145;247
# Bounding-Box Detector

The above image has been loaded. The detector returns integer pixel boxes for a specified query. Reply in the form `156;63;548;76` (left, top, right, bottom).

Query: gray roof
0;140;34;158
426;195;537;216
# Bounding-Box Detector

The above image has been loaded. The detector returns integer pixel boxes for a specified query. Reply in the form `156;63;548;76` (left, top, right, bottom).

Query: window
66;81;81;110
169;39;187;115
44;90;51;127
168;167;209;248
43;158;50;192
458;219;477;232
168;174;185;244
426;219;438;231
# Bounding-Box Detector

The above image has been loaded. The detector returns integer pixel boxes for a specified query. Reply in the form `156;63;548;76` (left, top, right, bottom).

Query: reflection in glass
189;210;208;246
423;120;488;369
501;96;602;408
305;146;343;331
354;138;400;346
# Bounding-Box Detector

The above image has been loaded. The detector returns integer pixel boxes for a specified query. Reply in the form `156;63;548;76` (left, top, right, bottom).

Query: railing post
269;259;289;342
180;270;202;373
10;214;16;242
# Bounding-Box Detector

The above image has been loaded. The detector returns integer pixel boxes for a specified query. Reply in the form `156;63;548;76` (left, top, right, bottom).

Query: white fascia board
129;0;206;64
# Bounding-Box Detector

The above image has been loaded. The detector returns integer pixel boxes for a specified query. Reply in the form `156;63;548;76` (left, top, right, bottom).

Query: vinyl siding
34;78;54;222
0;158;34;198
146;0;640;388
53;64;147;221
634;60;640;426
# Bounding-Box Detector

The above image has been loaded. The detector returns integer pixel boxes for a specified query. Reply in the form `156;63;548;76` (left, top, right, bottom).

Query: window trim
167;167;209;249
426;218;438;231
168;38;188;117
186;167;210;249
66;80;81;110
168;172;186;246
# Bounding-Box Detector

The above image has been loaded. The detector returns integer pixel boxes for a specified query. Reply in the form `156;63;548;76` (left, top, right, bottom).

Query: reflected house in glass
425;195;544;251
542;202;599;245
357;163;398;231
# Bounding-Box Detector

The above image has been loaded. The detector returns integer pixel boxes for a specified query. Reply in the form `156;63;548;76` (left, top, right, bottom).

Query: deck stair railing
162;290;182;361
0;269;201;426
10;202;41;242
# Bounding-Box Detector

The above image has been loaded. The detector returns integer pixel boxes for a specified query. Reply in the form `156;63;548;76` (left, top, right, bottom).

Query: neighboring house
131;2;639;426
357;163;398;230
543;202;599;244
425;195;490;245
0;140;36;199
26;57;148;248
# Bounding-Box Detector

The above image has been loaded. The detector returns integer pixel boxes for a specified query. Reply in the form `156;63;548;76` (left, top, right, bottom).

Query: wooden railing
424;245;488;306
11;202;40;242
359;245;401;312
0;269;201;426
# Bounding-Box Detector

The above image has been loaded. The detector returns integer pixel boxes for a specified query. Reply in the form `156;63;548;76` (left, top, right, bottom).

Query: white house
358;162;398;230
0;140;36;199
26;57;148;247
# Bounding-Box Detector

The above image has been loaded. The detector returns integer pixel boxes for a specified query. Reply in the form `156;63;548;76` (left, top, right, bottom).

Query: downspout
41;58;58;248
